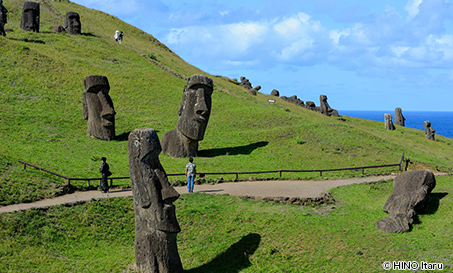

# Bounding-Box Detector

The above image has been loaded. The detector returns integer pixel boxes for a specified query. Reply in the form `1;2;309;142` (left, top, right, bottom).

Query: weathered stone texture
82;75;116;140
424;121;435;140
394;107;405;126
375;170;436;233
319;95;338;116
128;128;183;273
270;89;280;97
21;1;40;33
161;74;213;158
384;113;395;130
64;11;81;34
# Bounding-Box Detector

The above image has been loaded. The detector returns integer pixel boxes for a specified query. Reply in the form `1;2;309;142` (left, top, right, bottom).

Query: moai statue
64;11;81;35
384;113;395;130
161;74;213;158
82;75;116;140
270;89;279;97
319;95;338;116
375;170;436;233
424;121;435;140
20;1;40;33
0;0;8;37
305;101;316;111
240;76;252;89
394;107;405;126
128;128;183;273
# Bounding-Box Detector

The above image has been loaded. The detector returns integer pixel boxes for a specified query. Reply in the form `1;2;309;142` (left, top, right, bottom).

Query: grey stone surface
64;11;81;34
0;0;7;36
20;1;40;33
319;95;338;116
270;89;279;97
162;74;213;157
82;75;116;140
384;113;395;130
305;101;315;110
281;95;305;107
424;121;436;140
375;170;436;233
240;76;253;90
394;107;405;126
128;128;183;273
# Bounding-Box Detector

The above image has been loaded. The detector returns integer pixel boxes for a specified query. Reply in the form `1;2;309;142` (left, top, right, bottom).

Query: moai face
20;1;40;33
176;75;213;141
424;121;435;140
82;75;115;140
65;12;81;35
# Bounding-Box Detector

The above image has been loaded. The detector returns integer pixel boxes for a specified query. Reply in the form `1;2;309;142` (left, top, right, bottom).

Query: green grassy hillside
1;0;453;204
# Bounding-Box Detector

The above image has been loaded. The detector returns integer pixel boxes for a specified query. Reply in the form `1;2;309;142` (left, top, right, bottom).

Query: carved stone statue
384;113;395;130
20;1;40;33
270;89;279;97
64;11;81;35
305;101;316;110
128;128;183;273
0;0;8;37
375;170;436;233
319;95;338;116
424;121;435;140
161;74;213;157
394;107;405;126
82;75;116;140
240;76;260;95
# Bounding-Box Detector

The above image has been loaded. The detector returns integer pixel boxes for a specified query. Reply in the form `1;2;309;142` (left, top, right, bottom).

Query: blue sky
71;0;453;111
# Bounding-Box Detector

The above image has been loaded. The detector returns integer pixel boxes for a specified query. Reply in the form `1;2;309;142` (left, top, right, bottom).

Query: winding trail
0;175;396;213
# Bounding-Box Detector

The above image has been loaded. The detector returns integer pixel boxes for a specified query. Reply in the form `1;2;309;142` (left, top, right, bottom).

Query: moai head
20;1;40;33
176;74;214;141
64;11;81;35
424;121;435;140
394;107;405;126
82;75;115;140
128;128;183;272
384;113;395;130
319;95;331;116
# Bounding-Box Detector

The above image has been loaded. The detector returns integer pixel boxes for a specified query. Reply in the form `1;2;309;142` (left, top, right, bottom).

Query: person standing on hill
118;31;124;44
185;157;196;193
100;157;111;193
0;0;8;37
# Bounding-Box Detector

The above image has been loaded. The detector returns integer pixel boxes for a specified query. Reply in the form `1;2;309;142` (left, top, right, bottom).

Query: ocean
340;110;453;139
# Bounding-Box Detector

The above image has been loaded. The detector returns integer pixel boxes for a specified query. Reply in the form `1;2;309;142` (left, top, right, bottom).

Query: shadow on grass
8;38;45;44
198;141;269;158
421;192;448;215
185;233;261;273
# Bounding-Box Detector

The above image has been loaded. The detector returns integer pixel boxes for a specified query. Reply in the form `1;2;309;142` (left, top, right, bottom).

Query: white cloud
405;0;423;21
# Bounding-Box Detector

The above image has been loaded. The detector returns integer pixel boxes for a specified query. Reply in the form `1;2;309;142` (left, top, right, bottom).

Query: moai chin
394;107;405;126
424;121;435;140
82;75;116;140
128;128;183;273
161;74;214;157
384;113;395;130
20;1;40;33
65;11;81;35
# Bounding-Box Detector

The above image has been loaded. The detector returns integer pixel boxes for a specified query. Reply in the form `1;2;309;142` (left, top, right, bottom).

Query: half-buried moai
319;95;338;116
375;170;436;233
384;113;395;130
64;11;81;35
424;121;436;140
394;107;405;126
128;128;183;273
82;75;116;140
20;1;40;33
161;74;213;157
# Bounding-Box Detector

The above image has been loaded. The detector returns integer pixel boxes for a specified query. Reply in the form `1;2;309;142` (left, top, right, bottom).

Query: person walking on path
185;157;196;193
100;157;111;193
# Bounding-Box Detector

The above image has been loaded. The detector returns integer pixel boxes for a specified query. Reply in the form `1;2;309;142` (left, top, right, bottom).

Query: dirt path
0;175;396;213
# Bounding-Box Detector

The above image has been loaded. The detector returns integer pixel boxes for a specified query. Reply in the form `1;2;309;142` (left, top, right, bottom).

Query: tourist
185;157;196;193
100;157;111;193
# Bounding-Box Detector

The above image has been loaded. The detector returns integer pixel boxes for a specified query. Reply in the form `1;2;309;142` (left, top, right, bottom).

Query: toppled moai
161;74;213;157
20;1;40;33
375;170;436;233
240;76;261;95
270;89;279;97
281;95;305;107
394;107;405;126
82;75;116;140
64;11;81;34
128;128;183;273
384;113;395;130
424;121;435;140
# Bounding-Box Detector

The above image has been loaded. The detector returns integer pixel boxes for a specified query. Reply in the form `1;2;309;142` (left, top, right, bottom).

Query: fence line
18;153;404;187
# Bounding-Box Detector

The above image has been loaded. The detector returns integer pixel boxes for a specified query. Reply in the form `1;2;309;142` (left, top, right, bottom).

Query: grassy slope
1;175;452;272
1;0;453;204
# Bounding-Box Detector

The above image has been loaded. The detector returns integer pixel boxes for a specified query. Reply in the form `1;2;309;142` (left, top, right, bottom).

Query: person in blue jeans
185;157;196;193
